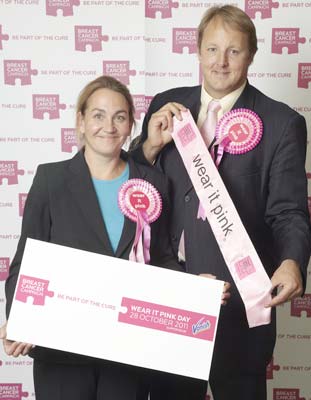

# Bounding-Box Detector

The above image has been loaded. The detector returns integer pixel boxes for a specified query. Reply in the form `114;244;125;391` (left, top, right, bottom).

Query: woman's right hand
143;102;187;163
0;322;33;357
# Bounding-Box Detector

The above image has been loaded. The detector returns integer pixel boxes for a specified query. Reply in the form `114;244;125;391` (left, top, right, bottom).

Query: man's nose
216;51;229;66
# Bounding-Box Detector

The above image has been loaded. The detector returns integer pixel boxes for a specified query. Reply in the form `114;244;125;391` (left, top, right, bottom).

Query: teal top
92;163;129;253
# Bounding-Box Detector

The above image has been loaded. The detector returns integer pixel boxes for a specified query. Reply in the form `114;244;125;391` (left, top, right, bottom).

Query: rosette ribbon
118;179;162;264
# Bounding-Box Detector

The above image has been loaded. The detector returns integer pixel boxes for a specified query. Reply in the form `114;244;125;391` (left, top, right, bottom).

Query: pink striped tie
200;100;221;148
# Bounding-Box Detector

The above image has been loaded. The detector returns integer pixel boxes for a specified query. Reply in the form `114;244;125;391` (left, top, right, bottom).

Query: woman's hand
0;322;34;357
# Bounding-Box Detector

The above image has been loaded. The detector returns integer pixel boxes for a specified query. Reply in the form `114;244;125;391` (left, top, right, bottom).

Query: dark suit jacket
5;150;181;364
132;82;311;377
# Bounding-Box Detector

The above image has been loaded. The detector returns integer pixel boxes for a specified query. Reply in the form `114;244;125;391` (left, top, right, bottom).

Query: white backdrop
0;1;310;399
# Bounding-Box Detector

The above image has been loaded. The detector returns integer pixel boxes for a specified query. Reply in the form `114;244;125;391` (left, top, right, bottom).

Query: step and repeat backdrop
0;1;310;399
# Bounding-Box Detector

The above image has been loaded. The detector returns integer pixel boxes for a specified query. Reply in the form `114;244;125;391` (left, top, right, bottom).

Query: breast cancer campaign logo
172;28;197;54
61;128;78;152
145;0;179;18
15;275;54;306
298;63;311;89
273;388;305;400
32;94;66;119
132;95;153;120
245;0;279;19
0;258;10;281
46;0;80;16
19;193;28;217
266;356;280;379
74;26;109;52
290;294;311;317
0;384;28;400
4;60;38;85
0;25;9;50
102;61;136;85
272;28;306;54
0;161;25;185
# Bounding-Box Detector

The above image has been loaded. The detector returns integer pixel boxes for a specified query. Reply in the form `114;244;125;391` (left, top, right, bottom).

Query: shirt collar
200;80;247;114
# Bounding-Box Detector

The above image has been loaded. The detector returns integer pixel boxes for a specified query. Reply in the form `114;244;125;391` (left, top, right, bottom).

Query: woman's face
78;88;132;159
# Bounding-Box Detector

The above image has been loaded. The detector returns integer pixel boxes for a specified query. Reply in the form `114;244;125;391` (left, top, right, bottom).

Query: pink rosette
118;179;162;264
215;108;263;155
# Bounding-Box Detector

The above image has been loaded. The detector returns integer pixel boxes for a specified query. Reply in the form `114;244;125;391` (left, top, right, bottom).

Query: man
131;5;311;400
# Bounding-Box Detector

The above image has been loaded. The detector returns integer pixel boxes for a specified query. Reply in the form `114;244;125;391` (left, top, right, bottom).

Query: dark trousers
210;374;267;400
139;371;267;400
33;359;139;400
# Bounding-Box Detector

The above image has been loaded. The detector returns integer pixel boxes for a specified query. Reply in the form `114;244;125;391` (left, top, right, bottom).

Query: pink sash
171;110;272;328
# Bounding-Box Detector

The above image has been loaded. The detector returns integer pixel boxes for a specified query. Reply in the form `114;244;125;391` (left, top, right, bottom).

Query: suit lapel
115;155;145;258
66;151;115;256
178;85;201;196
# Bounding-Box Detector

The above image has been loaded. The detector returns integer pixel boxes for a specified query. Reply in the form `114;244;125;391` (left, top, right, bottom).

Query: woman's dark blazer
5;150;180;364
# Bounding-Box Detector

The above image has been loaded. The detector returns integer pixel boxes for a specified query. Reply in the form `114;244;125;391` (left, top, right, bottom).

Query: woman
1;75;182;400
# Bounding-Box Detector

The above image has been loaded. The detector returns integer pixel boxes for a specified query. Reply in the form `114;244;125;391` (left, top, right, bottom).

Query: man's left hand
266;259;303;307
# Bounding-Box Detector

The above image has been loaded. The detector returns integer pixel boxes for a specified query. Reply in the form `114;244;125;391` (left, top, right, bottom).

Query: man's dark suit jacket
5;150;181;364
132;82;311;378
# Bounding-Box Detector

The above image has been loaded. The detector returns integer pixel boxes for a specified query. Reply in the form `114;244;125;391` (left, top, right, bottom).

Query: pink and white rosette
118;179;162;264
213;108;263;166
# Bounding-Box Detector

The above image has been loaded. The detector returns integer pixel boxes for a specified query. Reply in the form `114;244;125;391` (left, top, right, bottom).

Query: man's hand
266;259;303;307
199;273;231;305
0;322;33;357
143;102;187;163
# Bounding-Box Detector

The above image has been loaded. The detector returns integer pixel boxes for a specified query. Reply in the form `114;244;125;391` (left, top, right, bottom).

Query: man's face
198;17;253;99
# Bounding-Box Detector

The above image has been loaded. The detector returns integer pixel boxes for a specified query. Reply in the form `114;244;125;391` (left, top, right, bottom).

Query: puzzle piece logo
205;396;211;400
132;95;154;120
102;61;136;85
145;0;179;18
245;0;279;19
290;294;311;317
32;94;66;119
266;356;280;379
0;257;10;281
61;128;78;152
46;0;80;16
172;28;197;54
4;60;38;85
0;161;25;185
15;274;54;306
74;26;109;51
273;388;305;400
272;28;306;54
19;193;28;217
298;63;311;89
0;383;28;400
0;25;9;50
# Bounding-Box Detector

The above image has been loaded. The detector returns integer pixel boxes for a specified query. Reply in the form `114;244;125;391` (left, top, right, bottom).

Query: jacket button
172;235;177;242
185;195;190;202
